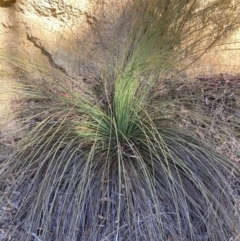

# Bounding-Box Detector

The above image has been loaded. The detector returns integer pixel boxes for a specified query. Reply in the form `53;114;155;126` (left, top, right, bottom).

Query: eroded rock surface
0;0;130;76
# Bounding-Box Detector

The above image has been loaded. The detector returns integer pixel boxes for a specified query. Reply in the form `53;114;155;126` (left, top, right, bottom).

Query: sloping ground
0;72;239;240
164;72;240;162
194;73;240;161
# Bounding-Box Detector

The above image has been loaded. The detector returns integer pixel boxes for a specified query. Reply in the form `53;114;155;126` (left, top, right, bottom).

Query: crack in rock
26;33;68;75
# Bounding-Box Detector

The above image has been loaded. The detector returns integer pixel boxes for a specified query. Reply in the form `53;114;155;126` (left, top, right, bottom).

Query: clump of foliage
1;0;240;240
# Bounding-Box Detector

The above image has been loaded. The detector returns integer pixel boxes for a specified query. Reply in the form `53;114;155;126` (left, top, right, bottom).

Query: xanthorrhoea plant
1;67;240;241
1;0;240;240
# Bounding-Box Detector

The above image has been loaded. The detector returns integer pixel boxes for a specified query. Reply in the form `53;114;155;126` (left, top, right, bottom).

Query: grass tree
1;0;240;240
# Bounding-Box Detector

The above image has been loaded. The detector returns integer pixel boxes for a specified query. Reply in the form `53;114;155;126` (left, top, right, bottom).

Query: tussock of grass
1;0;240;241
1;70;240;241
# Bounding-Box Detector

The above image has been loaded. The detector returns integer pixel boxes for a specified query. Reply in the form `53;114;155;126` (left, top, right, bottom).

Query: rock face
0;0;130;76
0;0;240;76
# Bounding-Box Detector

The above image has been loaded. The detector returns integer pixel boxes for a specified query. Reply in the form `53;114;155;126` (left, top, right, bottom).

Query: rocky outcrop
0;0;130;76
